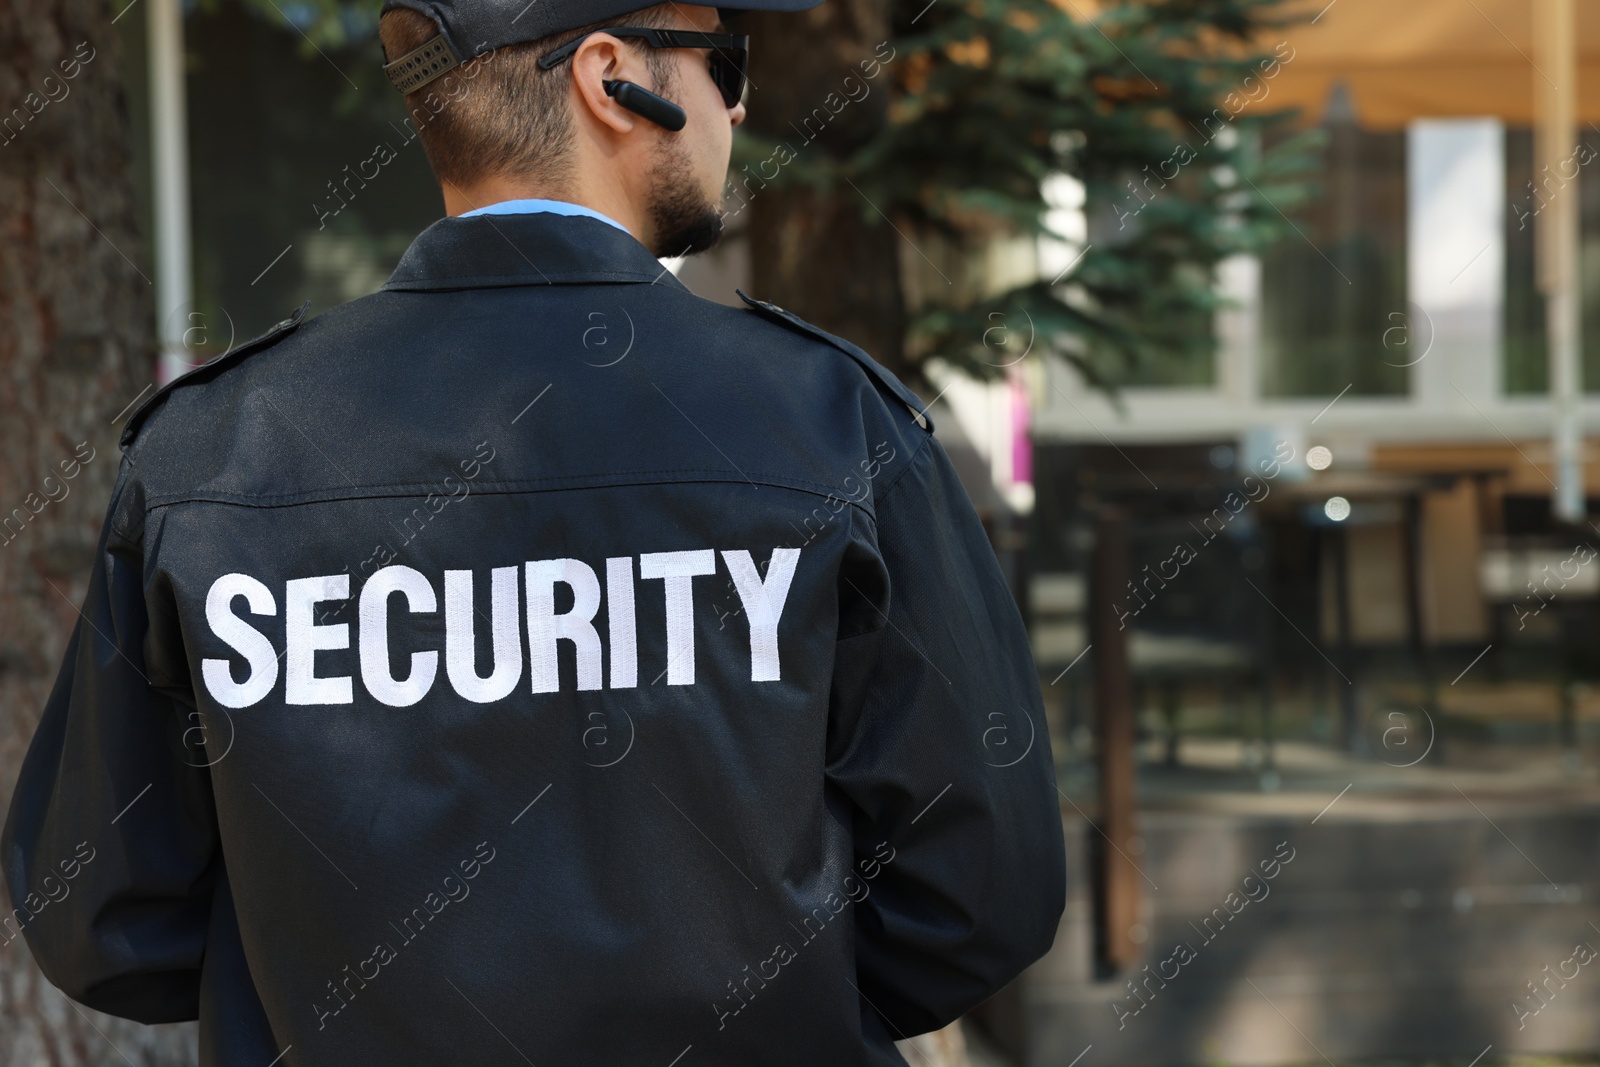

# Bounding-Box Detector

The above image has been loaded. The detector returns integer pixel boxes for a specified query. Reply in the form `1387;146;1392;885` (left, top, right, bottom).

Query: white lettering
722;548;800;681
286;574;352;705
639;550;716;685
525;559;603;693
209;546;792;703
605;556;637;689
202;573;279;708
358;566;438;707
444;567;522;702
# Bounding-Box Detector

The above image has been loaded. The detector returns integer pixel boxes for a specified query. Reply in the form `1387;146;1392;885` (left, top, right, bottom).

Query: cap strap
383;34;460;95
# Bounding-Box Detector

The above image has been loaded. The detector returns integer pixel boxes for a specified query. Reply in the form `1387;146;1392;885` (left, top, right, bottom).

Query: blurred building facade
1022;1;1600;751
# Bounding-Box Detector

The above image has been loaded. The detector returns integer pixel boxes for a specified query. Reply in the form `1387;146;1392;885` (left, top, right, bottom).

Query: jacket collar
382;211;690;293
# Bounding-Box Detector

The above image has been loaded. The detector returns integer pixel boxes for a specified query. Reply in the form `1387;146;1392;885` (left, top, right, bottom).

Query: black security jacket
2;211;1066;1066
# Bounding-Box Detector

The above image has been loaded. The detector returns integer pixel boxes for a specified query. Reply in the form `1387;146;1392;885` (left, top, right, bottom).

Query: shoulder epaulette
736;289;933;432
118;300;311;451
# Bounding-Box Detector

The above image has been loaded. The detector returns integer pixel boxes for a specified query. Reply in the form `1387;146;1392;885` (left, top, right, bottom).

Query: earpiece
602;80;687;132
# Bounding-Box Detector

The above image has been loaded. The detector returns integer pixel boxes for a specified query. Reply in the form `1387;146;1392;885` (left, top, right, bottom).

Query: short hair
378;3;679;191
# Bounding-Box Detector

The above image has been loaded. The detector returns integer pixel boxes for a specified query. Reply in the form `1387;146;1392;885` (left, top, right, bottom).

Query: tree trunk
741;0;915;387
0;1;195;1060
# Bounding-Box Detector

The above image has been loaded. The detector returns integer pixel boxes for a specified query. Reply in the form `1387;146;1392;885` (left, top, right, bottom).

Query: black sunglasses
537;27;751;109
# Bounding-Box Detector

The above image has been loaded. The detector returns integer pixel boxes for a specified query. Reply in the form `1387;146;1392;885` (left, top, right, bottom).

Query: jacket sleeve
1;455;219;1023
828;431;1067;1038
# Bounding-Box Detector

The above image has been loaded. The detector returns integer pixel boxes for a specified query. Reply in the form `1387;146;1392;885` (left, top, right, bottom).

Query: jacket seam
141;473;878;520
871;432;936;506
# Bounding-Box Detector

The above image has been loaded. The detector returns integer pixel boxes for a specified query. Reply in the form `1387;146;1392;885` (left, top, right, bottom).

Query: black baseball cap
380;0;822;95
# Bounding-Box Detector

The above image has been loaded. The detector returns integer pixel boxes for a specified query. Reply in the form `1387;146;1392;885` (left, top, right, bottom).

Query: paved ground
1027;722;1600;1067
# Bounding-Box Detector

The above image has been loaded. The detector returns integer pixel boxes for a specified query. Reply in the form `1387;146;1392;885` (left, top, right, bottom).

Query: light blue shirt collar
457;198;632;237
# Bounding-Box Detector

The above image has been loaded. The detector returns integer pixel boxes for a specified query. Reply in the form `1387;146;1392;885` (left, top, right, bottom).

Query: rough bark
741;0;916;387
0;0;196;1061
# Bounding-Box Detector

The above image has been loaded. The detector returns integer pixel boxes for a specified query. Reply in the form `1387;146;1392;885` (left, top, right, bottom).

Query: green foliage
225;0;388;114
229;0;377;54
740;0;1325;389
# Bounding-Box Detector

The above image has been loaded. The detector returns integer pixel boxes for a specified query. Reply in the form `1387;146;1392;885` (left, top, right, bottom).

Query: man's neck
441;177;645;241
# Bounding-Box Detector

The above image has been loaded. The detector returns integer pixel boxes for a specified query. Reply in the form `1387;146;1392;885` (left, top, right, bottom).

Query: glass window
1502;125;1600;394
1259;86;1408;398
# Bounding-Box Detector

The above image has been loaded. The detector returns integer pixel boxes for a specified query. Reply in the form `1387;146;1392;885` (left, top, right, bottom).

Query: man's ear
571;34;641;135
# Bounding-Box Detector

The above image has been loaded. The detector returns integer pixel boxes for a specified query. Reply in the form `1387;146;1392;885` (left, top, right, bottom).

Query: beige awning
1266;0;1600;128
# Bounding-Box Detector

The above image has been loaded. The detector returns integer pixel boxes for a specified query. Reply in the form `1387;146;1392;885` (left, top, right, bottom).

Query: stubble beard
646;126;726;259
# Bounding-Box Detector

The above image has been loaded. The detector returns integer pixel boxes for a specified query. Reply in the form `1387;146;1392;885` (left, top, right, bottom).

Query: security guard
2;1;1066;1064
